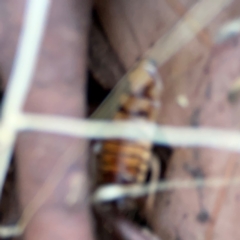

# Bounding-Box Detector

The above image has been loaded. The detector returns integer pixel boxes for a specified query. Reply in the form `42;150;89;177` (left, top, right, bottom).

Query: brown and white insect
91;59;163;240
95;59;163;191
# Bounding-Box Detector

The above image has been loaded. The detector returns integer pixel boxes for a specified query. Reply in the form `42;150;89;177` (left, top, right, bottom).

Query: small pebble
176;94;189;108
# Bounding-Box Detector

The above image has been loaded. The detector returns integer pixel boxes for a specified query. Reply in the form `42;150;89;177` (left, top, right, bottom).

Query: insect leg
145;154;161;214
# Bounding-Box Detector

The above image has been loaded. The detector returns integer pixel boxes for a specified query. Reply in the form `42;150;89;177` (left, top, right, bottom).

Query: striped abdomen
97;60;162;185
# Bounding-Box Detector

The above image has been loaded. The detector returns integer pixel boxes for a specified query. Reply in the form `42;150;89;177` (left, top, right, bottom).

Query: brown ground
1;0;240;240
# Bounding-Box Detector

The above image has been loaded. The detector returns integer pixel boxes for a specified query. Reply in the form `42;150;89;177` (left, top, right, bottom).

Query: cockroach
92;59;163;240
94;59;163;210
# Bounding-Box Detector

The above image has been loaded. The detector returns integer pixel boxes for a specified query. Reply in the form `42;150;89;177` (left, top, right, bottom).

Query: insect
96;59;163;190
92;59;163;240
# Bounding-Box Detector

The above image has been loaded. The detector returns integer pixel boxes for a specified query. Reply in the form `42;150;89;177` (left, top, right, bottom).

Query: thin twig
91;0;233;120
92;177;240;203
7;113;240;153
0;0;51;197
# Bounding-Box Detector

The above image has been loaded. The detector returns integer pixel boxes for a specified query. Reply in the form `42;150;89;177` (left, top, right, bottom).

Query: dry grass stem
92;176;240;203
